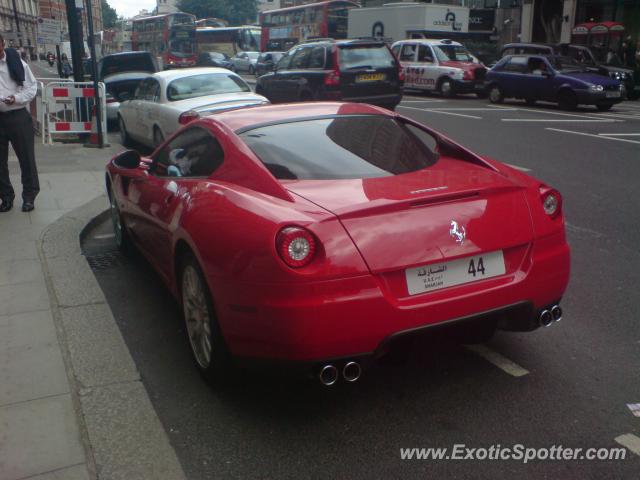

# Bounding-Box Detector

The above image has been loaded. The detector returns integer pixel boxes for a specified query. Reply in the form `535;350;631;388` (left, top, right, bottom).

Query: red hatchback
106;103;570;385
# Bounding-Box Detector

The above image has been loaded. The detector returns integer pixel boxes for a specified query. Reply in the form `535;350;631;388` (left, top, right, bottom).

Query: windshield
339;45;396;70
210;52;228;60
167;73;250;101
170;14;195;26
239;116;439;180
170;38;195;57
549;56;586;73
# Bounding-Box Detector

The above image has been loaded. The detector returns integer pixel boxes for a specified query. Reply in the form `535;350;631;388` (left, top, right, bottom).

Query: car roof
101;51;153;59
152;67;236;82
502;42;554;50
393;39;463;47
203;102;390;132
299;38;386;48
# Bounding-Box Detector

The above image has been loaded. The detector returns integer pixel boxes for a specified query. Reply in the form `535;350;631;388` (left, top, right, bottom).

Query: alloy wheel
182;265;213;369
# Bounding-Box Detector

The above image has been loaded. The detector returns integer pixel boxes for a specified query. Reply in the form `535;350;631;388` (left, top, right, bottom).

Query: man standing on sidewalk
0;33;39;212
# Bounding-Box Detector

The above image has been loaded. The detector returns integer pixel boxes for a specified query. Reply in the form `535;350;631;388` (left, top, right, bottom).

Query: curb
38;195;187;480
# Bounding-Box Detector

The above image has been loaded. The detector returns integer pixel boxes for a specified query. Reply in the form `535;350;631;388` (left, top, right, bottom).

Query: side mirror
119;91;131;102
113;150;141;169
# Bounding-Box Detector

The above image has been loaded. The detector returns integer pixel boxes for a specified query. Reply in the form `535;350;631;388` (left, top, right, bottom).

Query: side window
417;45;434;63
291;46;313;69
400;44;416;62
276;51;293;70
153;127;224;178
504;56;528;73
135;79;150;100
502;47;515;57
527;57;549;74
308;46;325;68
391;45;400;58
149;80;160;102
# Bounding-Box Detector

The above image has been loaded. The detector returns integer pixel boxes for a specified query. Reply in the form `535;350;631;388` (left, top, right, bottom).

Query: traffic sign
37;17;62;44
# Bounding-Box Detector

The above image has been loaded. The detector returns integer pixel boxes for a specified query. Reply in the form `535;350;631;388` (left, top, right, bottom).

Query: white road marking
509;107;610;120
589;112;640;120
547;128;640;144
614;433;640;457
428;107;518;111
94;233;115;239
464;344;530;377
504;163;532;172
397;105;482;119
401;99;446;104
502;118;618;123
598;133;640;136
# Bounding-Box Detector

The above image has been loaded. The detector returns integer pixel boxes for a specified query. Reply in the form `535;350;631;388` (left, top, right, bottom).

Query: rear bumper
213;236;570;363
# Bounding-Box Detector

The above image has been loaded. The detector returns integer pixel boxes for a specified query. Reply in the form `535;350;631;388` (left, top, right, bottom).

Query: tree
102;0;118;29
177;0;257;25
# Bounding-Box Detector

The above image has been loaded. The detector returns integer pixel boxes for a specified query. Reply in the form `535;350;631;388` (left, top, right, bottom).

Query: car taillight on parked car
179;110;200;125
276;227;317;268
539;186;562;218
324;48;341;87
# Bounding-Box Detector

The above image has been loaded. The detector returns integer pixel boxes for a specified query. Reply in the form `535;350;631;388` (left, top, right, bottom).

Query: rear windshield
239;116;439;180
167;73;250;101
339;45;396;70
100;54;156;78
434;45;473;62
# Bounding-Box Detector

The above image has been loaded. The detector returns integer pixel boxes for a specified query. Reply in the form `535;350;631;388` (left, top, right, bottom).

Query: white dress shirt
0;52;37;113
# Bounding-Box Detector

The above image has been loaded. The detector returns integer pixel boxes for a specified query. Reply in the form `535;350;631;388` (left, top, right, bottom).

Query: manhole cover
85;251;122;271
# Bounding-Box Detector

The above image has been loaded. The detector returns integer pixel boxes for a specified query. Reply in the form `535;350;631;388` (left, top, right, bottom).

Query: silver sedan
117;67;269;148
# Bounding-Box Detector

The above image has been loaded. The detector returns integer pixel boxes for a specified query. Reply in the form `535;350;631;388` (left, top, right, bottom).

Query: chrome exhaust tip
343;361;361;383
551;305;562;322
319;365;338;386
539;309;553;327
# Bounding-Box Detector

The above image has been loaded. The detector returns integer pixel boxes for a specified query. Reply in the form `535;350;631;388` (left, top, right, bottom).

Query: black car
255;39;403;110
197;51;233;69
255;51;284;77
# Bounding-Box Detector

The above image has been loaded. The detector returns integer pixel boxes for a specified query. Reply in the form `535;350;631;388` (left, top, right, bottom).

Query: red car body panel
106;102;570;363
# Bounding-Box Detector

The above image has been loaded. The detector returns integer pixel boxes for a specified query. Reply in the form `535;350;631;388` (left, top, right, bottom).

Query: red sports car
106;102;570;386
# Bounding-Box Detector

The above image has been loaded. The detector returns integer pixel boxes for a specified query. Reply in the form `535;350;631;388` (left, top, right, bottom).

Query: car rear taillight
324;48;340;87
539;186;562;218
276;227;316;268
398;66;405;83
178;110;200;125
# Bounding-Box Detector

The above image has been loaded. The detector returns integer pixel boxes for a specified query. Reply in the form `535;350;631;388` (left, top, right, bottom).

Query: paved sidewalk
0;141;185;479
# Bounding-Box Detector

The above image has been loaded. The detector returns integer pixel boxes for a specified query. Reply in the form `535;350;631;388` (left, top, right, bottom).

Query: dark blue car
485;55;624;111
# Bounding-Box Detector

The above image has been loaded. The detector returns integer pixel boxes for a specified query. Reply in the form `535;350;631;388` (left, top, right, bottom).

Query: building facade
157;0;178;15
0;0;39;58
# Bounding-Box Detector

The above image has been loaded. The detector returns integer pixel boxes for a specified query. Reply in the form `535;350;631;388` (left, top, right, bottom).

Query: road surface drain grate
85;251;122;271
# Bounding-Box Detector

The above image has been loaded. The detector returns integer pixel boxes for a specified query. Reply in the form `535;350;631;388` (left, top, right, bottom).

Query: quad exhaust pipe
318;361;362;385
538;304;562;327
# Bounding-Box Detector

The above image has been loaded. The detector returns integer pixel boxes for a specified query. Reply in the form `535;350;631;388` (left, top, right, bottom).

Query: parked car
98;52;159;126
117;67;268;148
391;39;487;97
255;51;284;77
255;39;403;110
106;101;570;385
486;55;624;111
230;51;259;74
500;43;636;99
197;52;233;70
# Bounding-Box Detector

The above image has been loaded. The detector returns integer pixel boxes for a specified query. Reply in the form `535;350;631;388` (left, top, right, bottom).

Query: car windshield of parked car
549;56;586;73
239;116;439;180
210;52;229;60
167;73;250;101
338;45;396;70
434;45;473;62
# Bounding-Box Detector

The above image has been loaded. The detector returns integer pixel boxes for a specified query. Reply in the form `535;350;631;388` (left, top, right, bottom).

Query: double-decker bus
259;0;359;52
195;26;262;57
132;13;197;69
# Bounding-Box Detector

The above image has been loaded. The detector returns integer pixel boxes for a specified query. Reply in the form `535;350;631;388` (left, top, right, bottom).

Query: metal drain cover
85;251;122;271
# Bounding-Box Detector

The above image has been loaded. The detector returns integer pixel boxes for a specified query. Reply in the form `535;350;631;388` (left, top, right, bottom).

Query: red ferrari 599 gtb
106;102;570;385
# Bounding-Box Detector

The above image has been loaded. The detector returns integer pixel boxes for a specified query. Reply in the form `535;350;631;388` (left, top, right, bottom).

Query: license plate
356;73;385;83
606;91;621;98
405;251;506;295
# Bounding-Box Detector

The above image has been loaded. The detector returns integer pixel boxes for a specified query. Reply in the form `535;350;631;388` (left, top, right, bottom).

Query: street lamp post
10;0;22;46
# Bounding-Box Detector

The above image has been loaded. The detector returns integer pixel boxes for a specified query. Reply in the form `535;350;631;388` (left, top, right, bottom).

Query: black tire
596;103;613;112
179;253;233;384
439;78;456;98
109;188;133;255
525;97;537;106
118;115;131;147
476;91;488;99
558;90;578;110
153;126;164;148
488;84;504;104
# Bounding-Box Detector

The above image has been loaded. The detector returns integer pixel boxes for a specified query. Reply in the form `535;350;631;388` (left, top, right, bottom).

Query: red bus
259;0;359;52
132;13;197;69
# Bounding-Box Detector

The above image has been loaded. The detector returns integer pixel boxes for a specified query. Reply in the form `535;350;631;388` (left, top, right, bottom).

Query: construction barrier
41;81;106;144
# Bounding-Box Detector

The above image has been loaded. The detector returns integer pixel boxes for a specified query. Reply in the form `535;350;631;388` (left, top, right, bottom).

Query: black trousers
0;108;40;202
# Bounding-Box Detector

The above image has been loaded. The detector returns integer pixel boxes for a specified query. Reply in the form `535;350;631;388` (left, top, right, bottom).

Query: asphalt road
81;91;640;479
